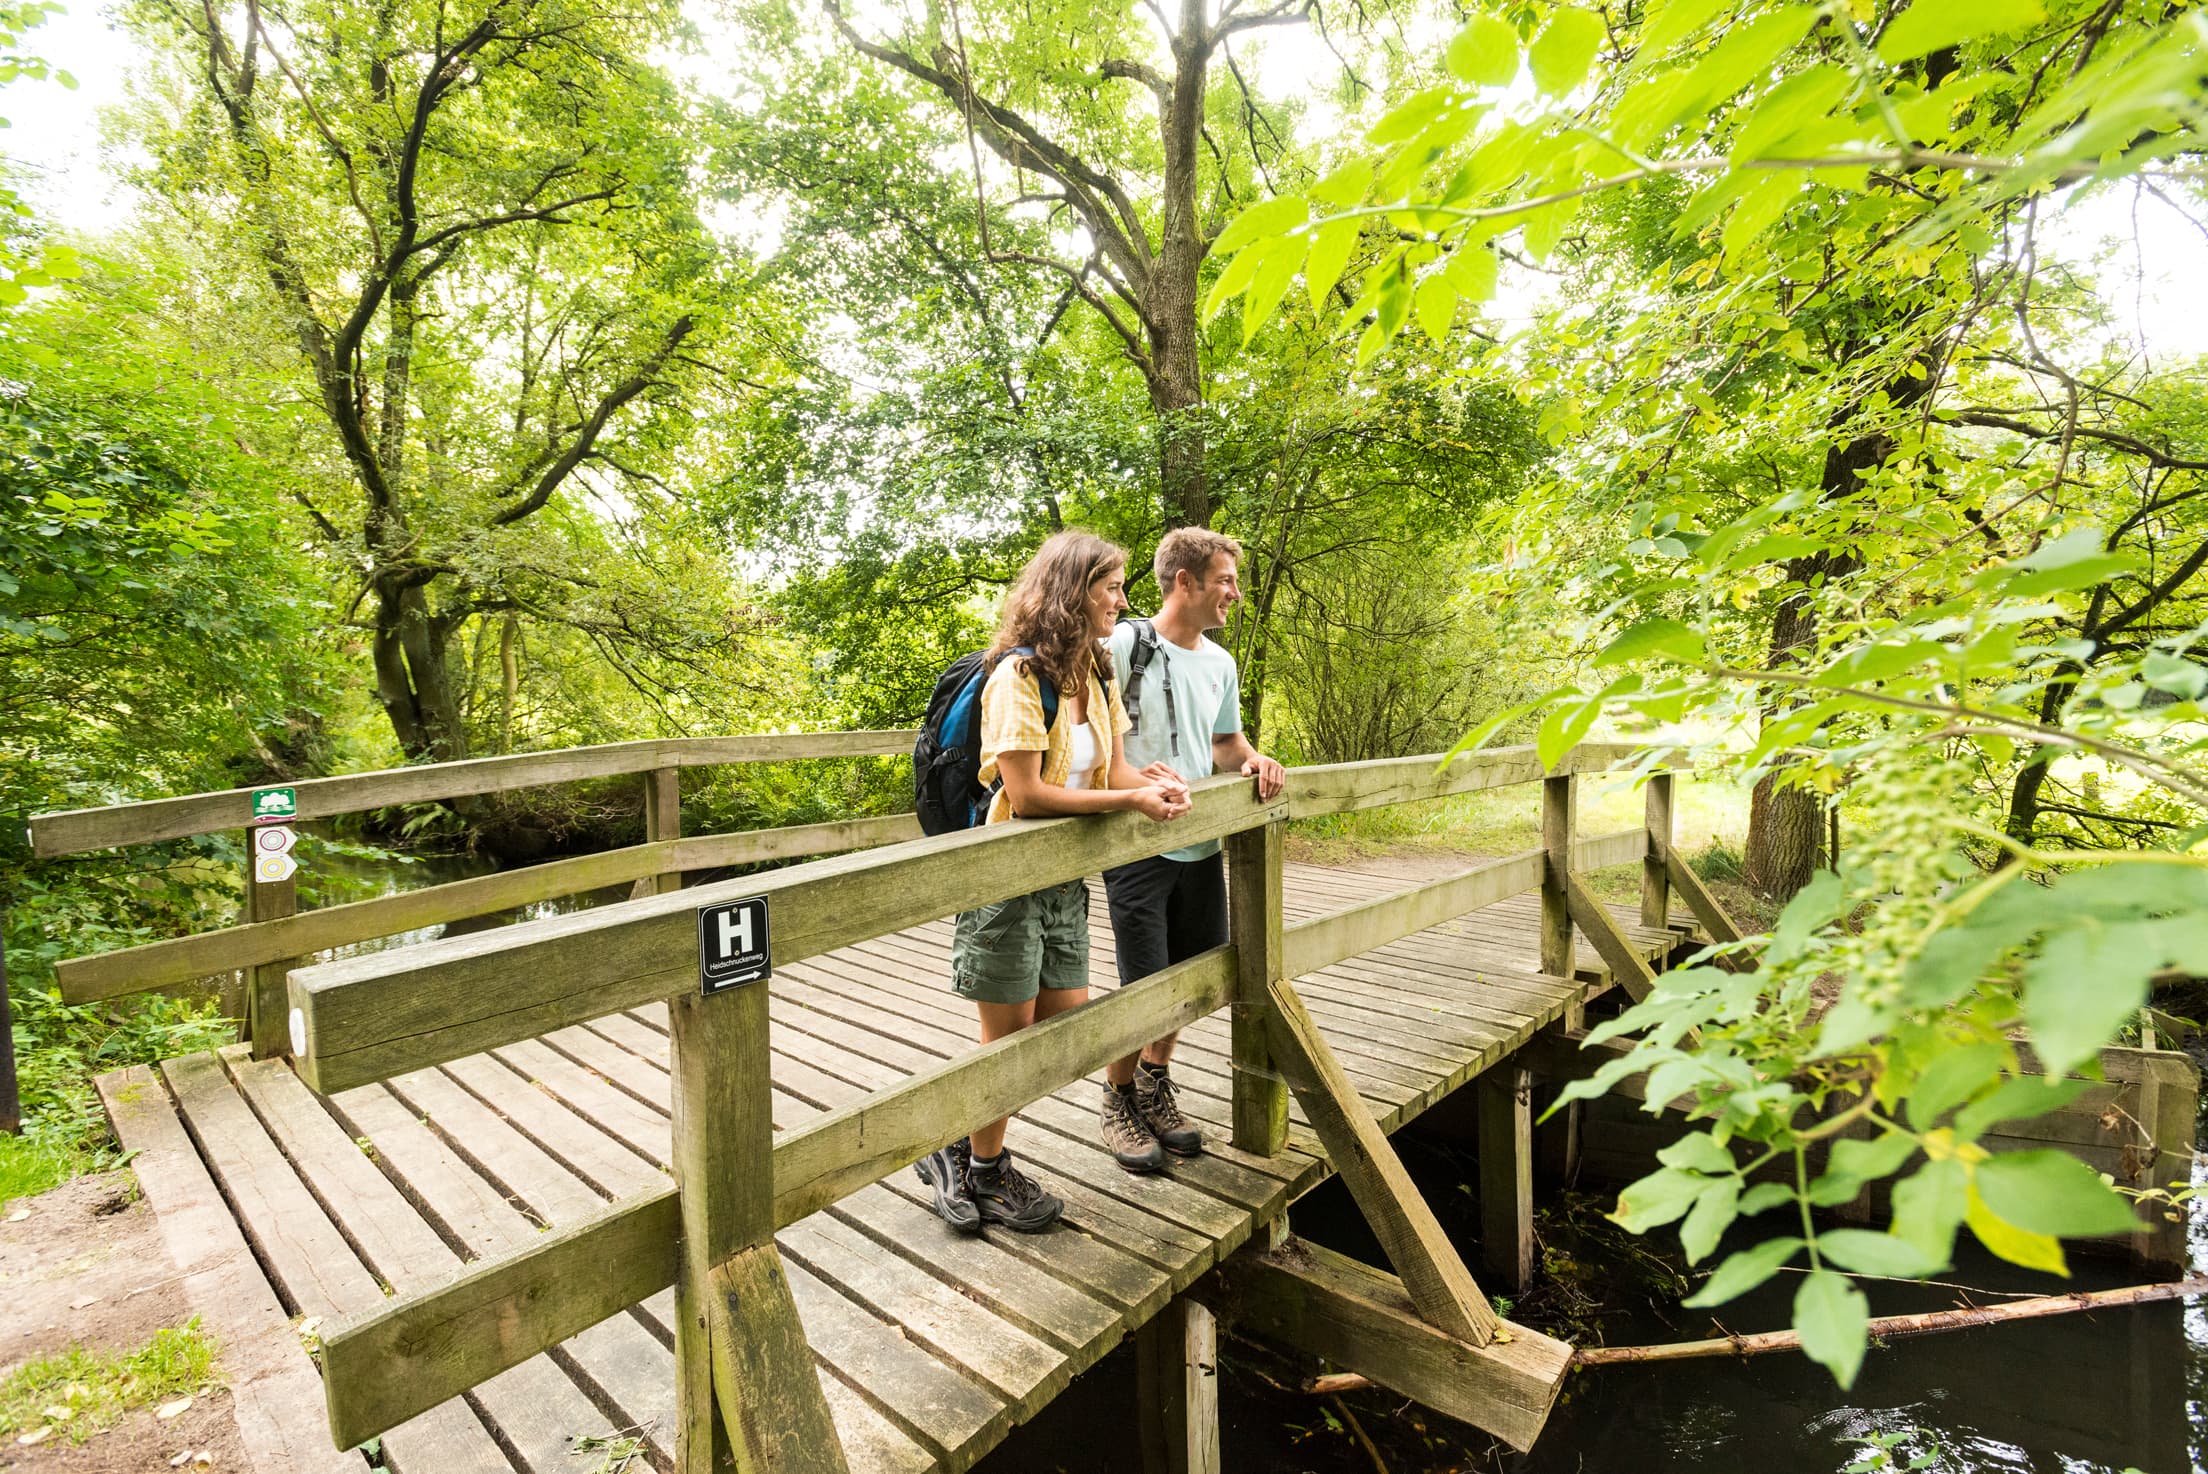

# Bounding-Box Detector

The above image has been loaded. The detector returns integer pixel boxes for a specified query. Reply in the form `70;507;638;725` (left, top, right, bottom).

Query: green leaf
1445;16;1520;87
1679;1176;1741;1264
1611;1165;1716;1232
1213;195;1309;256
1737;1182;1796;1216
1633;0;1728;67
1888;1159;1966;1269
2141;651;2208;700
2022;924;2150;1078
1951;1075;2088;1139
1876;0;2047;64
1683;1235;1803;1306
1794;1269;1870;1388
1665;6;1819;135
1821;1130;1922;1192
1310;159;1373;208
1815;1228;1936;1277
1369;86;1452;146
1658;1133;1738;1175
1722;168;1808;258
1414;275;1457;344
1964;1185;2067;1274
1203;239;1280;321
1734;65;1854;159
1243;245;1304;342
1302;218;1360;312
1441;243;1498;302
1972;1151;2141;1237
1529;9;1605;96
1767;869;1844;964
1904;1042;2008;1129
1594;616;1705;667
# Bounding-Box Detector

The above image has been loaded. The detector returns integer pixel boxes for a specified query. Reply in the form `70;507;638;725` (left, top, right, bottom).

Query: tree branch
490;314;697;527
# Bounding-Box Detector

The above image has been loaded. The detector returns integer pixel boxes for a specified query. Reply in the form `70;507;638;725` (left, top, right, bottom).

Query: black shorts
1101;853;1228;987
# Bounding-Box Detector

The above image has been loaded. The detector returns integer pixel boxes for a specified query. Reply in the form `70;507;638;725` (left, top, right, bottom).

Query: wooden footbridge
35;737;1734;1474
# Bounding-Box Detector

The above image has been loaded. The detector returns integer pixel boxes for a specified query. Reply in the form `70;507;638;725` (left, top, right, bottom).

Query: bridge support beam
1480;1065;1535;1292
1208;1238;1572;1452
1137;1295;1221;1474
1226;821;1289;1156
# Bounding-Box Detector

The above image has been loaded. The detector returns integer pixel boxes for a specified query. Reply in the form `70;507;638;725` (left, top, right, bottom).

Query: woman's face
1086;563;1129;642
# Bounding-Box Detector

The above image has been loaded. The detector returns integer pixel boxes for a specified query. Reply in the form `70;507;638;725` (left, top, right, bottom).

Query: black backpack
1118;617;1179;756
912;647;1113;835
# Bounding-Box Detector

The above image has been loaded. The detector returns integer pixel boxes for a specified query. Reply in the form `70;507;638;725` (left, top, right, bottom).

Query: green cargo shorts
951;879;1091;1004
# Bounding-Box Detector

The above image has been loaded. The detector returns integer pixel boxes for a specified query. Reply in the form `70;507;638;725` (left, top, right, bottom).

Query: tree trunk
1149;11;1212;530
372;580;466;764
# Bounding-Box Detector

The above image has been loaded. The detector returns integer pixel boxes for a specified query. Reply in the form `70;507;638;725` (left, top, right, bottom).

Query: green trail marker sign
250;787;298;825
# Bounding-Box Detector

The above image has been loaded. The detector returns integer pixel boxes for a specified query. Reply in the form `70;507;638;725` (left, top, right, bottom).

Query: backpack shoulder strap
1005;645;1060;731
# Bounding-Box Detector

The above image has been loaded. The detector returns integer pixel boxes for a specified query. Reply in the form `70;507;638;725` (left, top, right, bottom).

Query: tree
818;0;1320;529
128;0;744;762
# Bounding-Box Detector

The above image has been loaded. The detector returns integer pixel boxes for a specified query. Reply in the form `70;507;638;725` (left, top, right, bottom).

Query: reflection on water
306;848;632;963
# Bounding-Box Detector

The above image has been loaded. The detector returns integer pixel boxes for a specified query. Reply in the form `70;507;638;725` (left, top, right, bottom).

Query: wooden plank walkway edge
97;1064;369;1474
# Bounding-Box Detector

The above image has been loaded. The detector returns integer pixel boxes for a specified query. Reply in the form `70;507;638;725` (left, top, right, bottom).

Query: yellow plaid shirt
976;654;1132;824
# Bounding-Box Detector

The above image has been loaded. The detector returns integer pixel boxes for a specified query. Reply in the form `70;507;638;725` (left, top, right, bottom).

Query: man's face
1180;552;1241;631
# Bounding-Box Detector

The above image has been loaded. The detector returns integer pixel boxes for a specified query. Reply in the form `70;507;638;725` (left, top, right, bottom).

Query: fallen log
1300;1275;2208;1391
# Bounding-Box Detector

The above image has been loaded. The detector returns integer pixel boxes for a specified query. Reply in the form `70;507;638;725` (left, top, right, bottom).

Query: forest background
5;0;2208;1384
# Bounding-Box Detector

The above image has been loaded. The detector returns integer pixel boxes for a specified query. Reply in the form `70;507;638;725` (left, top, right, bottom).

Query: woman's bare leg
968;999;1039;1158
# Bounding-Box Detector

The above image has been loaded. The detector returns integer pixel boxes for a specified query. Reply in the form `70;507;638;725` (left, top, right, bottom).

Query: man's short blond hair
1155;527;1242;594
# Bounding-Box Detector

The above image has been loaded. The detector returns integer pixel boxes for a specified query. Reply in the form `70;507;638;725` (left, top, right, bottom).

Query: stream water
301;852;2206;1474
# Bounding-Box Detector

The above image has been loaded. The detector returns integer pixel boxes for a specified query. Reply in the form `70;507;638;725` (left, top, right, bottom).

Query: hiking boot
1100;1082;1167;1173
1134;1066;1203;1157
966;1150;1062;1233
915;1139;982;1234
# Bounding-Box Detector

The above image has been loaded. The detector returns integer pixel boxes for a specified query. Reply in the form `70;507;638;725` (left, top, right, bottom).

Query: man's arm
1212;731;1285;801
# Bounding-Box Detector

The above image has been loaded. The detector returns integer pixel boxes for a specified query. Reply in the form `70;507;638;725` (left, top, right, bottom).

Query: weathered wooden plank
1282;851;1545;982
1541;775;1576;981
1479;1066;1534;1293
1226;823;1288;1157
161;1052;516;1471
97;1065;371;1474
439;1054;667;1199
60;816;921;1006
1261;978;1501;1346
1662;840;1746;946
1565;873;1657;1002
317;1189;683;1449
1280;742;1642;819
1642;772;1676;930
774;948;1234;1225
31;730;917;856
708;1247;852;1473
1208;1239;1571;1453
292;778;1289;1093
1136;1296;1220;1474
1571;827;1646;874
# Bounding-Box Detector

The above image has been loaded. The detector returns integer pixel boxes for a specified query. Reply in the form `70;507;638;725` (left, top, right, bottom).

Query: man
1097;527;1287;1171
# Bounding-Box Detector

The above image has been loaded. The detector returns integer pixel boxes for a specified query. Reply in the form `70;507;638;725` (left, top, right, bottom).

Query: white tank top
1063;721;1100;791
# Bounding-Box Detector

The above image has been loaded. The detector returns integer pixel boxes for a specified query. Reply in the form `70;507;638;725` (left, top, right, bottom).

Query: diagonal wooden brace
704;1245;844;1473
1261;975;1502;1346
1563;872;1656;1002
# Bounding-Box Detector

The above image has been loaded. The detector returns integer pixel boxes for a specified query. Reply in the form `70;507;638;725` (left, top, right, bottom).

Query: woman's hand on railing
1125;784;1192;823
1136;762;1191;802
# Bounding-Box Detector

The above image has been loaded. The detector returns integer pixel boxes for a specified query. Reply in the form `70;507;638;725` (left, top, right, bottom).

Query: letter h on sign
698;896;772;996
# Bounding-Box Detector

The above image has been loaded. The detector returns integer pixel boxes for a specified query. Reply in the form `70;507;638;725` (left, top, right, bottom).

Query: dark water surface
312;852;2202;1474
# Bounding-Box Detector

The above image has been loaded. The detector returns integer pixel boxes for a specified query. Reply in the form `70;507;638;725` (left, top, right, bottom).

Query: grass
0;1133;90;1203
0;1319;220;1446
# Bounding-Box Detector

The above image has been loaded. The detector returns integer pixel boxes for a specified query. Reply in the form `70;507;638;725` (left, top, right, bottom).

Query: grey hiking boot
1101;1082;1167;1173
1134;1066;1203;1157
915;1139;981;1234
966;1149;1063;1233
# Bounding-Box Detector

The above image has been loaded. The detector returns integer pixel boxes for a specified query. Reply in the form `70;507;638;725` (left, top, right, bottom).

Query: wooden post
642;767;681;899
1478;1066;1533;1292
1225;822;1288;1157
668;967;845;1472
1640;772;1675;932
1137;1296;1220;1474
1540;774;1576;981
2132;1050;2198;1275
245;837;297;1060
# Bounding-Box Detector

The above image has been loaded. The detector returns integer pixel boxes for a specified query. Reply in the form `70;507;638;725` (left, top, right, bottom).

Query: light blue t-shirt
1109;621;1242;862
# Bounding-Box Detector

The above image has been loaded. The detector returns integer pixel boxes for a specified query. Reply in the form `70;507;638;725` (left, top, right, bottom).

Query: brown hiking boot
1134;1066;1203;1157
1100;1082;1166;1173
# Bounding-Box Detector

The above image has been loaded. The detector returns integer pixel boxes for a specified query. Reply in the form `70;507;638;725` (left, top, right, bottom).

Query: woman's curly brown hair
989;530;1125;702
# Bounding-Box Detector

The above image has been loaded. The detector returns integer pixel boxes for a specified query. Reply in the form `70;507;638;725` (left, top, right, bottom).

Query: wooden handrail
54;815;920;1004
27;729;917;856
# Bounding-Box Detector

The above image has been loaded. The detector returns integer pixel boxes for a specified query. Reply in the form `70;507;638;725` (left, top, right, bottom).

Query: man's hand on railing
1241;753;1286;802
1137;762;1191;802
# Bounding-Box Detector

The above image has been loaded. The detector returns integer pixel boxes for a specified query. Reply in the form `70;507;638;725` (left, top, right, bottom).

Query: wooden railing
31;731;919;1059
256;739;1691;1468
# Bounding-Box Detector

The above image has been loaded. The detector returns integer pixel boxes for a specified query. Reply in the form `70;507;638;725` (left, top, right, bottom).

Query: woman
916;530;1191;1234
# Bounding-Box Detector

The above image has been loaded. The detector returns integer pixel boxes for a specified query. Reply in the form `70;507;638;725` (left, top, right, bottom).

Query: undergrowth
0;1319;219;1445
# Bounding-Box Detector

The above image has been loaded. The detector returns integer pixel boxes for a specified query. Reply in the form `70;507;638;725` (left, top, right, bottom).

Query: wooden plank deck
108;858;1683;1474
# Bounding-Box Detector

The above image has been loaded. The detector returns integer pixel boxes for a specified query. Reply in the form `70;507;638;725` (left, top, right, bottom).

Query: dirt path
0;1173;246;1473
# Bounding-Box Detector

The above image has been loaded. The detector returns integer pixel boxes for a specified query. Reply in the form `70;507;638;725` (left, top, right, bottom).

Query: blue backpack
912;646;1109;834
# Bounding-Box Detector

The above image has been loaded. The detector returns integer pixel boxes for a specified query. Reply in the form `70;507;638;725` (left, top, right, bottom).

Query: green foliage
0;1319;218;1445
